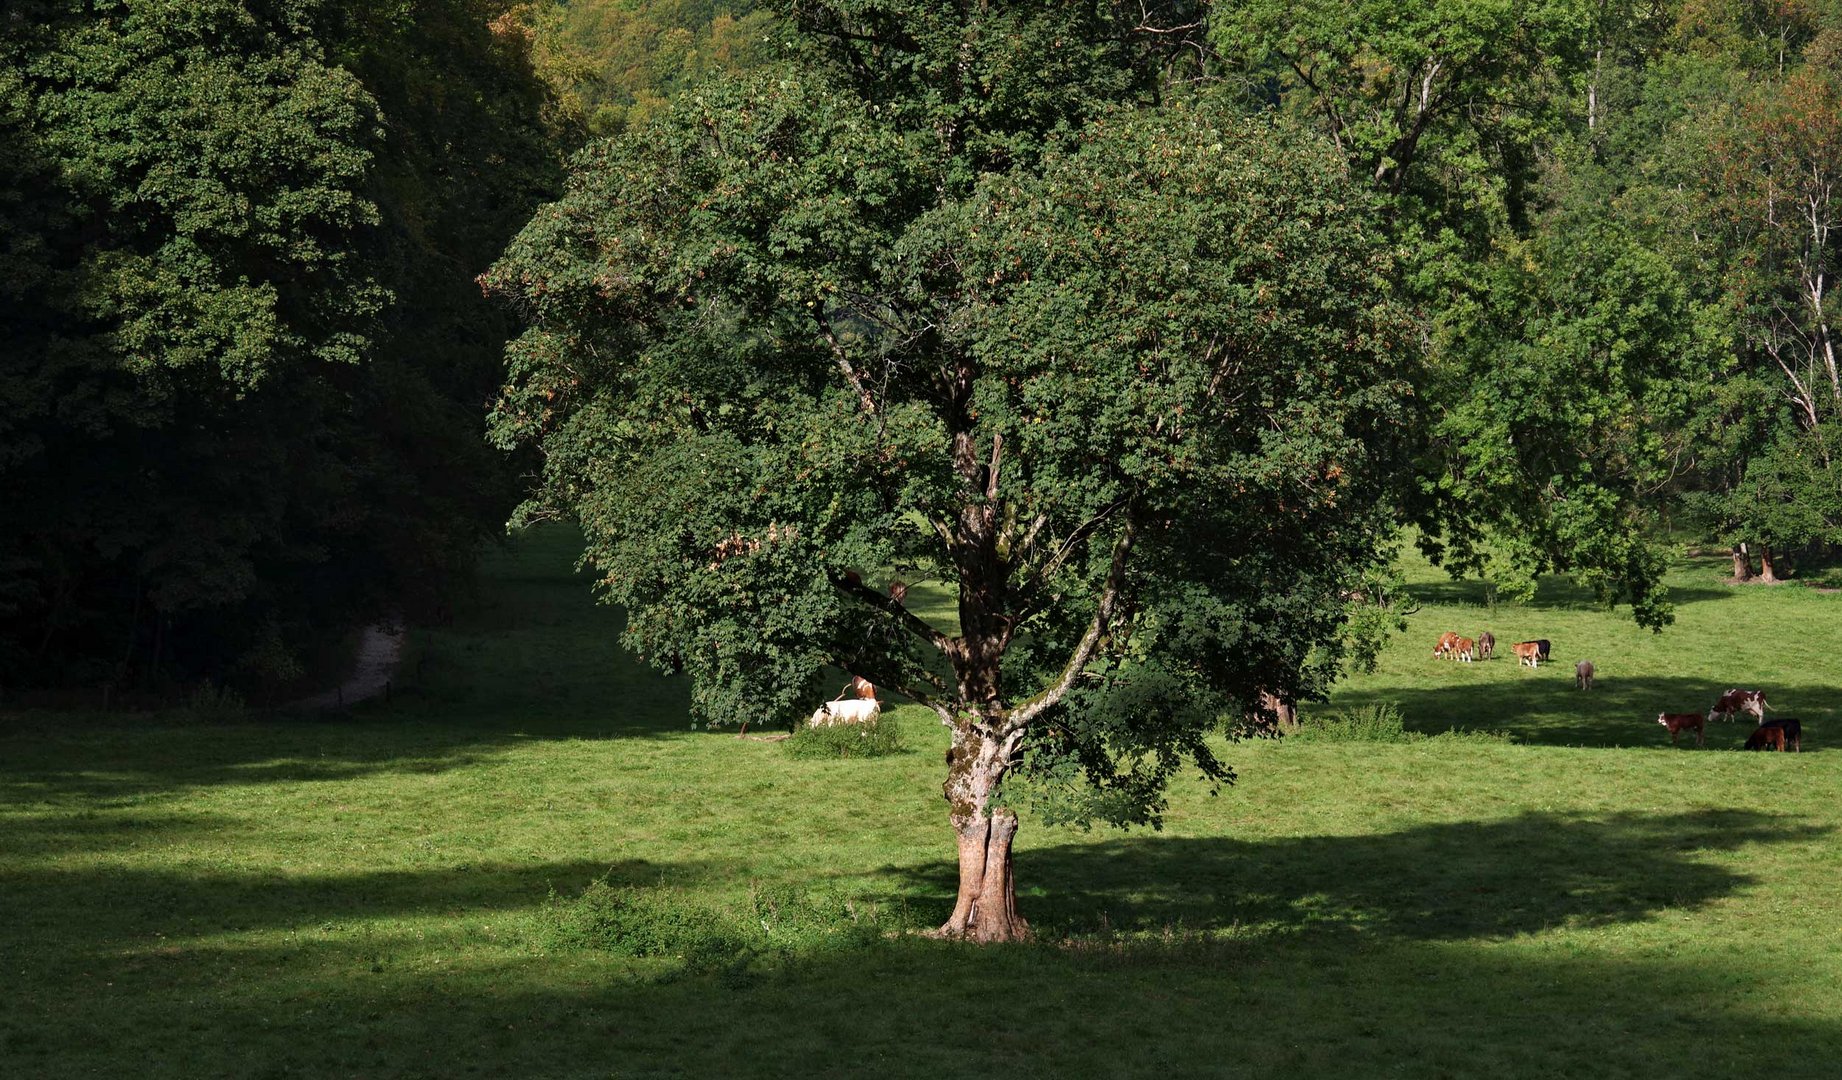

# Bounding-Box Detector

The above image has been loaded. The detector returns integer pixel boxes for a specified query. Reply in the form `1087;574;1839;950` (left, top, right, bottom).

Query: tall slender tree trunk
1732;544;1754;582
1759;543;1780;583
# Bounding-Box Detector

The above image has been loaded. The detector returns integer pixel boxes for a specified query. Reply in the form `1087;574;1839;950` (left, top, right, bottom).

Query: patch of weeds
1289;703;1515;745
1290;703;1419;743
535;879;746;958
165;681;250;724
1427;726;1516;745
783;714;907;759
536;878;894;980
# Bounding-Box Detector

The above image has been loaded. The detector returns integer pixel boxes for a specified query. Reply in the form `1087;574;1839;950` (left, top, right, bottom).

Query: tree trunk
1732;544;1754;582
1760;543;1781;583
936;726;1029;942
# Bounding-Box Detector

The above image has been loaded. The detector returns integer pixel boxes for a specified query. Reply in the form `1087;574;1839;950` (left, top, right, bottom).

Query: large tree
484;2;1414;941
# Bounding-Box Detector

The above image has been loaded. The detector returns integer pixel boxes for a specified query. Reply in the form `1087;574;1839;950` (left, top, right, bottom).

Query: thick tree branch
1015;493;1131;606
1006;516;1137;732
830;570;952;654
814;309;878;413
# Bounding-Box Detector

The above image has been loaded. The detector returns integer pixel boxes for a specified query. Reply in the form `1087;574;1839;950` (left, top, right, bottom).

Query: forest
4;1;1838;710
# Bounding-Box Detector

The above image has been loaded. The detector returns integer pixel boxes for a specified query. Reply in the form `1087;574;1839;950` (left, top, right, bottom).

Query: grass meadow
6;529;1842;1078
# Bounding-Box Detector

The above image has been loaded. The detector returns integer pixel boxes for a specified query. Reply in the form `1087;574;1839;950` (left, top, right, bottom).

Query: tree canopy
486;0;1414;939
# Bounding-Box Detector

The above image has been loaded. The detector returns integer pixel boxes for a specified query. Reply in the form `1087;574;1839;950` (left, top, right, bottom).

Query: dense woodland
3;3;1841;889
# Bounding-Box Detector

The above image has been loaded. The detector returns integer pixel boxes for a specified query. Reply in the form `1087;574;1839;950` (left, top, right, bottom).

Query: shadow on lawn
6;810;1835;1078
925;808;1818;941
1404;568;1735;612
1328;674;1838;748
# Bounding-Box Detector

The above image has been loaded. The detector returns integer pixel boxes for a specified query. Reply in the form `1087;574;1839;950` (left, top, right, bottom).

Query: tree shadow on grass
888;809;1819;942
1404;569;1735;612
6;809;1836;1078
1327;674;1838;747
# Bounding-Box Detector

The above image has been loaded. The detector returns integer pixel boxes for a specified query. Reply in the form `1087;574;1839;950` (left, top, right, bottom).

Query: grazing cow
1510;641;1542;668
1434;631;1460;659
1477;632;1495;660
1533;639;1552;662
1656;711;1706;747
1744;724;1787;752
1451;636;1476;662
808;698;881;727
1758;717;1803;752
1708;689;1768;724
1575;660;1595;691
841;675;877;701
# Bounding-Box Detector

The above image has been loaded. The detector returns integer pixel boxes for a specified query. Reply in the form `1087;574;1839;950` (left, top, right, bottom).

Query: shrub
1290;702;1419;743
782;713;907;759
535;879;747;958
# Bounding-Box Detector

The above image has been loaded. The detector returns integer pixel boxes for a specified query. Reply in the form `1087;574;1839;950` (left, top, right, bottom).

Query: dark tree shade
0;0;561;694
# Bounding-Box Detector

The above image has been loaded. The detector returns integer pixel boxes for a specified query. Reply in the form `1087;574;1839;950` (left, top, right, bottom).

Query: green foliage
783;713;908;758
484;0;1416;835
545;0;779;136
1210;0;1593;228
0;0;562;693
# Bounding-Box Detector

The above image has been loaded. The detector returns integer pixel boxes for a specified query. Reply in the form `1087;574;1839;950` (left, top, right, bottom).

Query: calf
1452;636;1476;662
1510;641;1542;668
1477;631;1495;660
1744;724;1786;752
1656;711;1706;748
1434;631;1460;659
808;698;882;727
1575;660;1594;691
1708;688;1768;724
1757;717;1803;752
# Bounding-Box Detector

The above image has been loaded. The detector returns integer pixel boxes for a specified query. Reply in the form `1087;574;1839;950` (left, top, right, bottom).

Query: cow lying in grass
1709;688;1767;724
1749;717;1802;752
1656;711;1706;747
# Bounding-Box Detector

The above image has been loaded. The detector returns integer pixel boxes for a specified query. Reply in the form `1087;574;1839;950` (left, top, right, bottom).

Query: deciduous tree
484;2;1413;940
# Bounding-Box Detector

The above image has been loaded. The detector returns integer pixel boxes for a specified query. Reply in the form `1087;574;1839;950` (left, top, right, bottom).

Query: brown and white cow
1510;641;1542;668
1575;660;1594;691
1656;711;1706;748
1434;631;1460;659
1708;689;1767;724
1452;636;1476;662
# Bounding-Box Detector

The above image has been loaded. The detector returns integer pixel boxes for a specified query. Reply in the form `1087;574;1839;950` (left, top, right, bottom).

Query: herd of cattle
1432;631;1804;752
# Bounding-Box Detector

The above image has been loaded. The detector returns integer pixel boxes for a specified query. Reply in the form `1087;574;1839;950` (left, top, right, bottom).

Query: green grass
5;530;1842;1077
1328;544;1840;747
